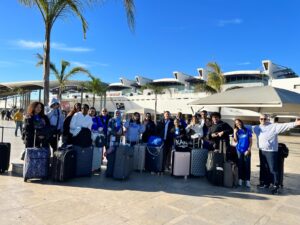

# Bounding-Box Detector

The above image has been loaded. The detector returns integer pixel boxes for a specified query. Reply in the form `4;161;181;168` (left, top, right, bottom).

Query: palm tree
19;0;135;106
36;54;91;100
85;75;107;107
195;62;225;94
142;84;166;124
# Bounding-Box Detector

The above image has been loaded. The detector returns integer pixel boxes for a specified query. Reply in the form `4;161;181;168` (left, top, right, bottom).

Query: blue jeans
261;151;279;186
237;151;251;181
15;121;23;136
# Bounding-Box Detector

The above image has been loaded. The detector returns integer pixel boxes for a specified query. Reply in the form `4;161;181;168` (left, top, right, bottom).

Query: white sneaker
246;180;251;188
238;179;243;186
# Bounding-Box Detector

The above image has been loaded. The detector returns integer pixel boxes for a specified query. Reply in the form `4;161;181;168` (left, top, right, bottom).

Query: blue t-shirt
236;128;252;153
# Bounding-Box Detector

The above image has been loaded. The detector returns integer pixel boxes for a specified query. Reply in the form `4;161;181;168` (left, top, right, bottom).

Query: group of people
14;98;300;193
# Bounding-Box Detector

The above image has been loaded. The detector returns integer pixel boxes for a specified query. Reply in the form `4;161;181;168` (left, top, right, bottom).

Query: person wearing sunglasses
253;114;300;194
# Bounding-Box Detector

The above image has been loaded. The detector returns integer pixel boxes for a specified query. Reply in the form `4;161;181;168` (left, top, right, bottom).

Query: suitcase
190;138;208;177
223;161;239;187
191;149;208;177
133;144;146;172
73;145;93;177
113;144;134;180
0;126;11;173
51;147;77;181
145;144;164;173
206;140;225;186
92;146;103;171
11;162;23;176
171;150;190;178
23;147;50;182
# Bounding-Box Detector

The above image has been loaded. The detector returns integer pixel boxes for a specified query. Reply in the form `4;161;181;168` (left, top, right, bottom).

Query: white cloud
70;61;110;68
0;60;15;67
237;62;251;66
71;61;89;68
14;40;93;52
218;18;243;27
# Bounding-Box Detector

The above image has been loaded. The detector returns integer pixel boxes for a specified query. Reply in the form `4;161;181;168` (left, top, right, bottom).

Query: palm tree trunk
93;93;95;107
104;93;106;108
43;24;51;106
100;95;103;111
80;88;83;105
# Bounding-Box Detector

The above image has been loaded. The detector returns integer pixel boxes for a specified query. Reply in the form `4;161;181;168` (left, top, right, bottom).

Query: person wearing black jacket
62;103;81;145
142;113;156;143
156;111;174;171
23;102;50;148
207;112;233;157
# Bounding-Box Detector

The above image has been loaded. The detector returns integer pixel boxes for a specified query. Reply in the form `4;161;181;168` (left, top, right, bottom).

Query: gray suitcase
73;145;93;177
172;150;190;178
133;144;146;172
191;148;208;176
113;144;134;180
223;161;239;187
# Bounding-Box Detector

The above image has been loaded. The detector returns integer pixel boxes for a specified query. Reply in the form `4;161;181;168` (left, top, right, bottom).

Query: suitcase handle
146;146;161;157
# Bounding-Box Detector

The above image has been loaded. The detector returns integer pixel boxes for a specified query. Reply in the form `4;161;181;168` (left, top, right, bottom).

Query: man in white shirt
70;104;93;137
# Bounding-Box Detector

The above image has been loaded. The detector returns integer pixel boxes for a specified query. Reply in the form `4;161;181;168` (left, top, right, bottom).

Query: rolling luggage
113;144;134;180
206;140;226;186
278;143;289;187
190;138;208;177
223;161;239;187
51;146;77;181
171;150;190;178
133;144;146;172
145;144;164;173
73;145;93;177
23;147;50;182
92;147;103;171
0;126;11;173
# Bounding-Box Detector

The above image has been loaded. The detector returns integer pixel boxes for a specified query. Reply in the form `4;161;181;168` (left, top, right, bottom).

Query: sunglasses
260;118;267;121
102;111;107;112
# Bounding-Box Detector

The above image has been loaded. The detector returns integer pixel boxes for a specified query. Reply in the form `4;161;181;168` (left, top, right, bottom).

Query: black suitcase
145;144;164;173
113;144;134;180
206;140;225;186
0;126;11;173
52;147;77;182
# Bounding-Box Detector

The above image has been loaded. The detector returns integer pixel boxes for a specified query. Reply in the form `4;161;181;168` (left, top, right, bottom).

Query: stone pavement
1;120;300;225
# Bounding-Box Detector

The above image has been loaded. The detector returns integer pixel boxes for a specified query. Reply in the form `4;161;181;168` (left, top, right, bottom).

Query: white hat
49;98;60;107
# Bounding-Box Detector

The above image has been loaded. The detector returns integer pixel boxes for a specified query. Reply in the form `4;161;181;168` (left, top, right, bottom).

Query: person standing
105;110;123;178
207;112;233;155
142;113;156;143
233;119;252;187
176;112;187;128
156;111;174;171
99;108;111;149
253;114;300;194
62;103;81;145
124;112;145;146
23;102;50;148
13;108;24;137
47;98;64;152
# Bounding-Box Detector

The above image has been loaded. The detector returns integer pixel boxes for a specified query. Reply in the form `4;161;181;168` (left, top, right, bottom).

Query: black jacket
156;119;174;145
142;120;156;143
23;115;50;148
207;120;233;150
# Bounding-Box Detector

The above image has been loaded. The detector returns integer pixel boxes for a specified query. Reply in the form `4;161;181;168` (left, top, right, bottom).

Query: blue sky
0;0;299;84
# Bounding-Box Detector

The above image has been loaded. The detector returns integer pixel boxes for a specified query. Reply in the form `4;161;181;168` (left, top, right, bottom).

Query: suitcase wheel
24;178;27;182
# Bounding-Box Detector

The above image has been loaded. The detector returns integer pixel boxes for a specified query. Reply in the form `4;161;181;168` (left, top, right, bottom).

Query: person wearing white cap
47;97;64;152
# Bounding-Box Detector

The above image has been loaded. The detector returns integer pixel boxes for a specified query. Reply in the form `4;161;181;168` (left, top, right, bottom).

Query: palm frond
60;60;70;77
65;67;91;79
124;0;135;32
194;83;217;94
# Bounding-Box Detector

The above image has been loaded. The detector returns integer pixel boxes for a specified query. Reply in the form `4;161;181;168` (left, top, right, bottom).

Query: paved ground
1;120;300;225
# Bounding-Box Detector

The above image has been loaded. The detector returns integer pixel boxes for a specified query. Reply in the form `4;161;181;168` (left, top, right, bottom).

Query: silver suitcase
133;144;146;172
172;150;190;178
92;146;103;171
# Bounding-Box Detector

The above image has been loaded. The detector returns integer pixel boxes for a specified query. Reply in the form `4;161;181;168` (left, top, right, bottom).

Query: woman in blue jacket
233;119;252;188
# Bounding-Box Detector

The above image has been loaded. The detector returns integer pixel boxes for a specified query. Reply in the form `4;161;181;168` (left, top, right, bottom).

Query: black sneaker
257;183;265;188
272;186;279;195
